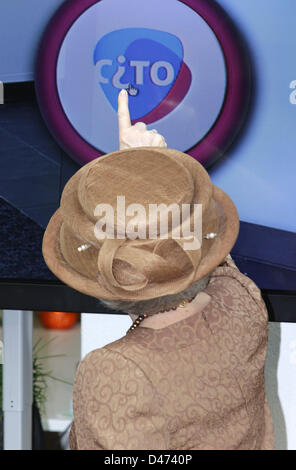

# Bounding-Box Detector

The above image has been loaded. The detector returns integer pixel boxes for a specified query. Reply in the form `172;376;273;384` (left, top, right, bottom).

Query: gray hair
100;275;211;316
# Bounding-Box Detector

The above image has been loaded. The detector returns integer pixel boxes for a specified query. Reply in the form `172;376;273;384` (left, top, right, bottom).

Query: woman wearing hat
43;90;274;450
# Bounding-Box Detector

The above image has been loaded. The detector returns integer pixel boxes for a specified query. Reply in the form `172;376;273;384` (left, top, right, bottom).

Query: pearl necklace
126;296;194;334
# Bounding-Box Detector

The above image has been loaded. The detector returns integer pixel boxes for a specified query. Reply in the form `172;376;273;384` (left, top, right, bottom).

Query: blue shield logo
93;28;192;122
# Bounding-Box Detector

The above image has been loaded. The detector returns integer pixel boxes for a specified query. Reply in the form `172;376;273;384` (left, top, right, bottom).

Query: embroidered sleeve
220;254;238;269
71;348;168;450
69;421;77;450
213;254;268;324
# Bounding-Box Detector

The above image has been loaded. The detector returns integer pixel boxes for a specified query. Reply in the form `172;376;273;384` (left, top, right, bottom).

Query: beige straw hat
42;147;239;301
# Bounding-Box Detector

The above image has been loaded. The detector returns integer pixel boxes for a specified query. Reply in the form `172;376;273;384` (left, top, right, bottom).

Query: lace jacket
69;258;274;450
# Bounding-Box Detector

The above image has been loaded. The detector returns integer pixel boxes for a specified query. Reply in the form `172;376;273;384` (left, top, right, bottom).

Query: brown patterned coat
69;259;274;450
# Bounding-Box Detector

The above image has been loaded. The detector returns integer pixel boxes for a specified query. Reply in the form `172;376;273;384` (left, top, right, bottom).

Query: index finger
118;89;131;134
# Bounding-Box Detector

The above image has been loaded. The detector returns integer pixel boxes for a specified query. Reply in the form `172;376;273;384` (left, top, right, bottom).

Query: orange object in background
38;311;80;329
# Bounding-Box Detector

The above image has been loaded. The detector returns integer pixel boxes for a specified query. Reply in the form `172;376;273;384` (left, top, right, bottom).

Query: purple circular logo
36;0;250;167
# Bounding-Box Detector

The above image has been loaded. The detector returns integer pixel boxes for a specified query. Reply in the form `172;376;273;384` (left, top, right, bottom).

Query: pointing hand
118;89;167;150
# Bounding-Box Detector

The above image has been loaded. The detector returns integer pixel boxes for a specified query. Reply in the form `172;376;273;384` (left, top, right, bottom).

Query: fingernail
120;89;127;95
